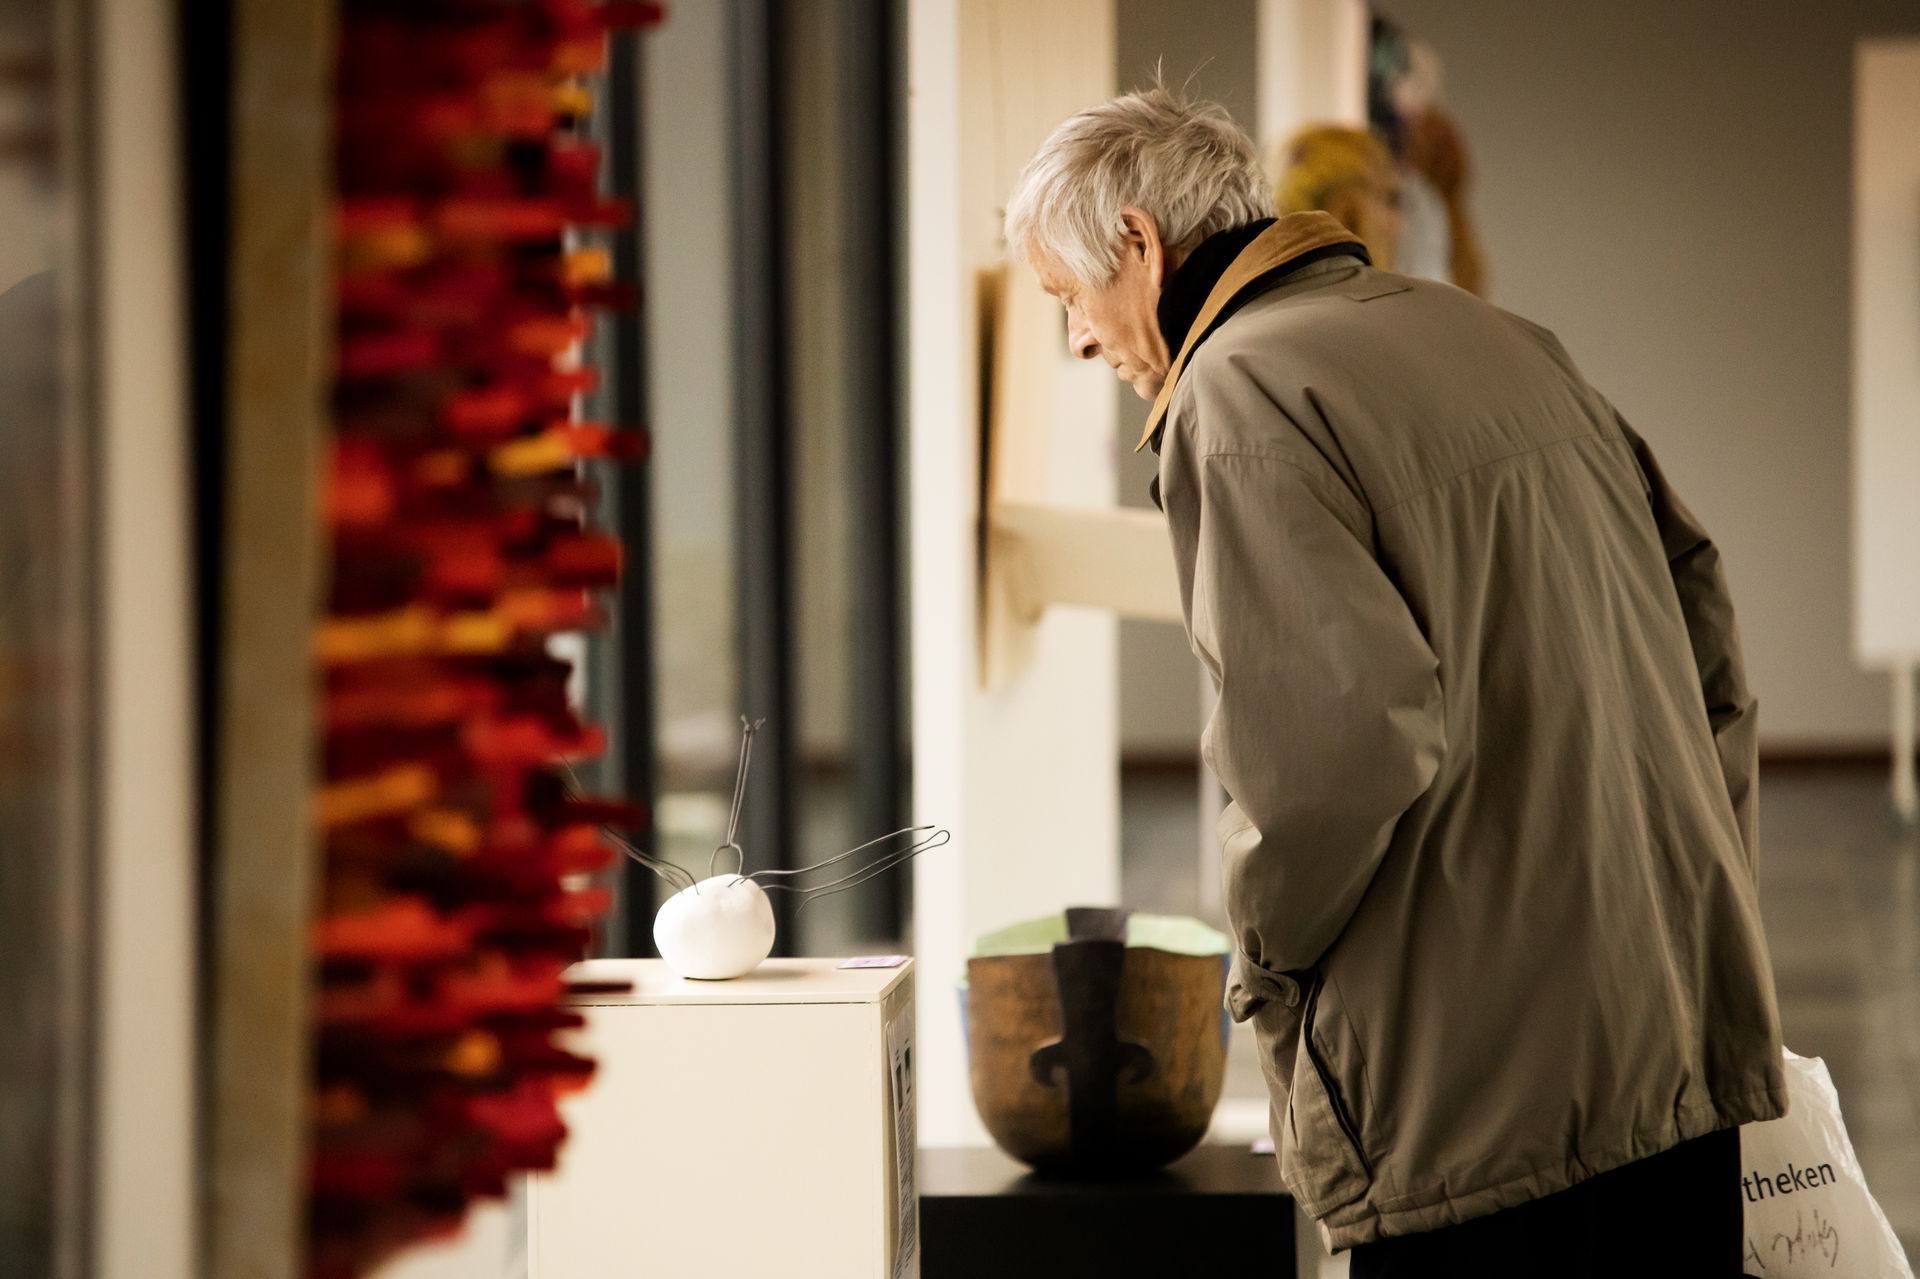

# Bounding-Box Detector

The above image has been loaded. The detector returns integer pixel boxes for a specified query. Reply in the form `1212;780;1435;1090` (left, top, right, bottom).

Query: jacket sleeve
1619;416;1760;879
1190;444;1446;1022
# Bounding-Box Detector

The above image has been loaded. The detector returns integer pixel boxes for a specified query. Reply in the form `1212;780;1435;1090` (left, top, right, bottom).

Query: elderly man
1005;89;1784;1276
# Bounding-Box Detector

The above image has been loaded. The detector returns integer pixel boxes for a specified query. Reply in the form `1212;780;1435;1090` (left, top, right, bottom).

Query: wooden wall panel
208;0;334;1274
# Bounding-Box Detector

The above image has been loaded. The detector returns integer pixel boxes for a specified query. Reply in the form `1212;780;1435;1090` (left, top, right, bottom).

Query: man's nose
1067;321;1100;361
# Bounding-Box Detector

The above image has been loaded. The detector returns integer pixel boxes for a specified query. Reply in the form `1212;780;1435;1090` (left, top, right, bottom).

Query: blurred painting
1367;13;1487;295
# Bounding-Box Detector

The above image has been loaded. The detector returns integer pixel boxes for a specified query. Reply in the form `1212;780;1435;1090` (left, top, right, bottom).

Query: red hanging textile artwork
313;3;662;1276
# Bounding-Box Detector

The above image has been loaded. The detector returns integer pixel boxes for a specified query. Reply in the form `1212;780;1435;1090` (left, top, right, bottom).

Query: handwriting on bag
1745;1206;1842;1272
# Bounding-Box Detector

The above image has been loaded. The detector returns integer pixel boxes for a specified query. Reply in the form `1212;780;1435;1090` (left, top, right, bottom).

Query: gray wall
1067;0;1917;754
1383;0;1920;746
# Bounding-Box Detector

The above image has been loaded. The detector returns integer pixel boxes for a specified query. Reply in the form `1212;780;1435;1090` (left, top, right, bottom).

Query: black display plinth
918;1143;1296;1278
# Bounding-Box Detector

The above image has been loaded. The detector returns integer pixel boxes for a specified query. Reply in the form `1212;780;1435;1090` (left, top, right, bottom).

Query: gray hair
1004;86;1275;289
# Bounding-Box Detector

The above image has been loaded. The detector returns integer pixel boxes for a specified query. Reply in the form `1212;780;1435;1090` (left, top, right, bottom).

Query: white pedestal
529;958;918;1279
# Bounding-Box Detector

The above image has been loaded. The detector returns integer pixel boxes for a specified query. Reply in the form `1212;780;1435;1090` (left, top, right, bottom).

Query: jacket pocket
1279;971;1373;1215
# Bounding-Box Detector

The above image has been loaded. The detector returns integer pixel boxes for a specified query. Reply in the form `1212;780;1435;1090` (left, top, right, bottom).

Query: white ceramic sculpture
590;718;947;982
652;874;777;980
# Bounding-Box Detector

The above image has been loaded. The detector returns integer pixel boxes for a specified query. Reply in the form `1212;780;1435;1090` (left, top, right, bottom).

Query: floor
1120;761;1920;1266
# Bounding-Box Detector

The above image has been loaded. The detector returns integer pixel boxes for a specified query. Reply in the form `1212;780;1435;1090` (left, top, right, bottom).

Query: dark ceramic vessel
964;907;1229;1176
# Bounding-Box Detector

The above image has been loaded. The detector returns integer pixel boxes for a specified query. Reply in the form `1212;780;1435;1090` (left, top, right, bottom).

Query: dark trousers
1349;1127;1744;1278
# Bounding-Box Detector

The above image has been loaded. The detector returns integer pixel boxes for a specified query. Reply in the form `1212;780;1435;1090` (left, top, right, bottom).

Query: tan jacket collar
1134;210;1362;453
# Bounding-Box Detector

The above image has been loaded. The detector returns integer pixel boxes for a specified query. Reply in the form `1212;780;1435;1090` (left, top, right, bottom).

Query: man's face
1031;208;1173;402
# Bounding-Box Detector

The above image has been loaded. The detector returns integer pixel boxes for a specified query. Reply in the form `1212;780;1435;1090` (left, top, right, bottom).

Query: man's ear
1117;205;1167;281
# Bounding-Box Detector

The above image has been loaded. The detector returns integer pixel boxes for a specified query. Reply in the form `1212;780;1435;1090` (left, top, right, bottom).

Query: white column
906;0;973;1149
1255;0;1370;165
907;0;1119;1148
93;0;196;1273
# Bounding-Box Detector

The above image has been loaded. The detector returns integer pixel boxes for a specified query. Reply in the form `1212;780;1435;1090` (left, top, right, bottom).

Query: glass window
0;1;96;1271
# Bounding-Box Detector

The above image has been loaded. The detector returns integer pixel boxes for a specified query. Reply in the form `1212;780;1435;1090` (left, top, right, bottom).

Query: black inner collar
1155;217;1278;356
1144;222;1373;506
1147;227;1372;470
1156;220;1377;363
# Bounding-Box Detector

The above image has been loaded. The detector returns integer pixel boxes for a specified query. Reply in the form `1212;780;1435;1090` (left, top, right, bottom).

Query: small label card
838;955;910;969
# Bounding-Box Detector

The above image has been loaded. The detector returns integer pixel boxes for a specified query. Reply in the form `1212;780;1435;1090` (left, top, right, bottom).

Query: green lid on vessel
968;911;1228;960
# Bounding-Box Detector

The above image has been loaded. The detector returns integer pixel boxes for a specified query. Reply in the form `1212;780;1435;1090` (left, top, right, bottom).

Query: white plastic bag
1741;1049;1914;1277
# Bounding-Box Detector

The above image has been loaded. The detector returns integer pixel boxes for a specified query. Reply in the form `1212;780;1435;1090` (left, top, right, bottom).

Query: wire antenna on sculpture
560;760;697;894
643;716;948;979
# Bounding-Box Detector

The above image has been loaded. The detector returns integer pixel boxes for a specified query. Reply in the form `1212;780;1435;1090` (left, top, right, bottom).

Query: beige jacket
1148;214;1786;1250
